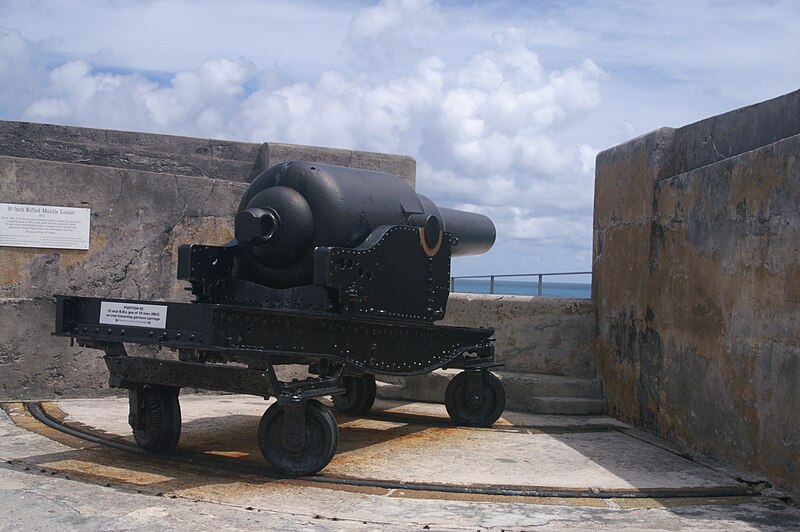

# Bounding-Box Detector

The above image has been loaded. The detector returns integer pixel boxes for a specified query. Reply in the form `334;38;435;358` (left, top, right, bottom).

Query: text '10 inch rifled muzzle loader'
54;161;506;476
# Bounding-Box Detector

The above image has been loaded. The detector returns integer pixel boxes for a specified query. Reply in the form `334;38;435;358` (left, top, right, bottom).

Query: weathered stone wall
442;293;596;377
0;120;415;399
379;293;601;413
593;89;800;493
0;152;246;399
0;121;264;183
0;121;416;186
0;156;246;301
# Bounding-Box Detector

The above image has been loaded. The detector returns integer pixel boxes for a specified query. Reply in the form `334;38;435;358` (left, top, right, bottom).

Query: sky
2;0;800;279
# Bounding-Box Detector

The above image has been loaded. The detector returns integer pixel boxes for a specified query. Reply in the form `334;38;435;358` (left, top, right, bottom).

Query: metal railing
450;271;591;296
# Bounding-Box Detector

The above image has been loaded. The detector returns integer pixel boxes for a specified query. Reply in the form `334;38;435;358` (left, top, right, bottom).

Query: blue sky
2;0;800;278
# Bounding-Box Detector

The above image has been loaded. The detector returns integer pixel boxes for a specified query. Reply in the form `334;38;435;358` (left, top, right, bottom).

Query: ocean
451;278;591;298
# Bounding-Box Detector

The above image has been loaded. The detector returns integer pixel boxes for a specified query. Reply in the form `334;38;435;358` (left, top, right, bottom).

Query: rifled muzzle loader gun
55;161;505;476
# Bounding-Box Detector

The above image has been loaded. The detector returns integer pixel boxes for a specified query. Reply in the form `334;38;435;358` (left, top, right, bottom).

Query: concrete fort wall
0;120;414;399
443;294;596;378
375;293;602;415
593;89;800;493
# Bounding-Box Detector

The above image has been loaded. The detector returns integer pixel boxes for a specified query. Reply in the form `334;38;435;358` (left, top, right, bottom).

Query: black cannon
54;161;505;476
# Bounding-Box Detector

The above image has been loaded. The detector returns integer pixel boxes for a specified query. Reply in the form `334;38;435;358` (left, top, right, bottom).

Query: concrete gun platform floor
1;395;799;530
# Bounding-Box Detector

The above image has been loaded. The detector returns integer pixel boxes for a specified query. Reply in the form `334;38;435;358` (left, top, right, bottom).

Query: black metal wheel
332;374;377;415
444;371;505;427
258;399;339;476
131;385;182;452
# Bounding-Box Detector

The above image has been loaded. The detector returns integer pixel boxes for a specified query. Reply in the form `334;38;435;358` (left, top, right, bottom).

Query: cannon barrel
439;207;494;256
234;161;495;288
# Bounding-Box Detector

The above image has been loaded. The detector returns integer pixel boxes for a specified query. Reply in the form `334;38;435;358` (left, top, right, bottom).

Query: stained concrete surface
53;395;735;491
2;395;800;530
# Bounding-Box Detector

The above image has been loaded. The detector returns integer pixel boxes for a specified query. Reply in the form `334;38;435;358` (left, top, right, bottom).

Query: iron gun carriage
54;161;506;475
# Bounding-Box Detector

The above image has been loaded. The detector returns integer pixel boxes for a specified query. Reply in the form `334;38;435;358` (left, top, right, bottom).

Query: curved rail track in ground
19;401;754;501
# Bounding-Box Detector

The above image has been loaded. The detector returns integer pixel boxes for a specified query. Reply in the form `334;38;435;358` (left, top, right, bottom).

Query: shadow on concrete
175;412;430;462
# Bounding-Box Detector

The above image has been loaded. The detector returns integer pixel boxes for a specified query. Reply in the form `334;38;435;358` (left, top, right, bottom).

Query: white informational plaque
0;202;91;250
99;302;168;329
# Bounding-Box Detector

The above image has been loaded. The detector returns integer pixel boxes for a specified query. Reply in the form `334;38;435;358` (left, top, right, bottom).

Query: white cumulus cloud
1;4;606;275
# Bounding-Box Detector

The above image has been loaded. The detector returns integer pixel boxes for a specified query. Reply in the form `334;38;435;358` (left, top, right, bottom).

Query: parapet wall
0;121;417;186
442;293;596;377
593;89;800;493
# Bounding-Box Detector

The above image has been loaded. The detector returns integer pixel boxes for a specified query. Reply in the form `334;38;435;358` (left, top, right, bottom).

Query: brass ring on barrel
418;214;443;257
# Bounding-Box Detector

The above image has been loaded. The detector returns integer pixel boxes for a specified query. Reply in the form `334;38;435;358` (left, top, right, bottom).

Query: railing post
537;274;543;296
489;275;495;294
450;276;455;292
